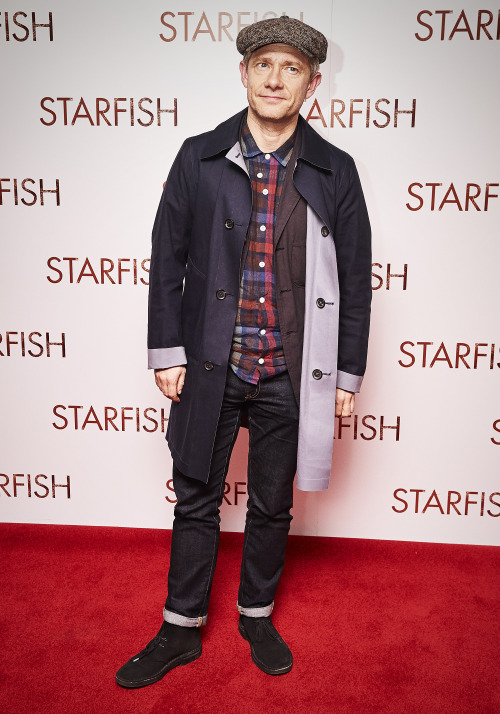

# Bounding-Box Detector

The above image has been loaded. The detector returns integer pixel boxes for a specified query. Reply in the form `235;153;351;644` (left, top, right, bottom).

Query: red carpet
1;524;498;713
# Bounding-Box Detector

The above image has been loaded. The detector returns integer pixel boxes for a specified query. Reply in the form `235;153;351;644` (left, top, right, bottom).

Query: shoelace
253;619;277;643
134;628;168;661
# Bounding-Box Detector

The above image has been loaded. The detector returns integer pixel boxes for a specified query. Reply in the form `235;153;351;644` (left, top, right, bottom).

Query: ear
239;60;249;89
305;72;322;100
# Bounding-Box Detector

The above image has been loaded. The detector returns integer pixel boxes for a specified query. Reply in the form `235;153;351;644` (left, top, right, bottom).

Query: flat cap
236;16;328;65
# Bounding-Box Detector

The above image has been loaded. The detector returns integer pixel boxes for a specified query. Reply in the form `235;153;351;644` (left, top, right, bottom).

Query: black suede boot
238;615;293;675
116;621;202;688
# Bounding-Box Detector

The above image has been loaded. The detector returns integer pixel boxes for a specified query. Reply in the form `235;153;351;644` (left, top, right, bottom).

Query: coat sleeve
147;139;195;369
334;157;372;393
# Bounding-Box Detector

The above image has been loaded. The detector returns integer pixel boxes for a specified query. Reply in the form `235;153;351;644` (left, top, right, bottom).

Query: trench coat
148;109;371;491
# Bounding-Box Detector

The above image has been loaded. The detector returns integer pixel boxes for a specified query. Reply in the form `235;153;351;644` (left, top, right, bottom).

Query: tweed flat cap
236;16;328;64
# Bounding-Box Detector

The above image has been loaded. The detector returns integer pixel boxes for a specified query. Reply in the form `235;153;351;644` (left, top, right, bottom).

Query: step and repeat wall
1;0;498;545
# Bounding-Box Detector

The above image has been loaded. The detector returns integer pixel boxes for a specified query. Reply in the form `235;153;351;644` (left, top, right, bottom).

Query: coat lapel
274;172;301;247
225;141;248;176
274;131;301;247
293;116;335;231
293;163;332;232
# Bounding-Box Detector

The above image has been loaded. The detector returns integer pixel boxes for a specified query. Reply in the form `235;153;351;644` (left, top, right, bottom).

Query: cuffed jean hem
237;601;274;618
163;607;207;628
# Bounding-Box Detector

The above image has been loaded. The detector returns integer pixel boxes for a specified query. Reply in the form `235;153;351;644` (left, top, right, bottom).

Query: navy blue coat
148;109;371;489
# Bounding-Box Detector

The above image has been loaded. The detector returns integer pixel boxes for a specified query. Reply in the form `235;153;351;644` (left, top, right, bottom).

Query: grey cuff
163;608;207;627
237;601;274;618
295;476;330;492
336;369;363;393
148;346;187;370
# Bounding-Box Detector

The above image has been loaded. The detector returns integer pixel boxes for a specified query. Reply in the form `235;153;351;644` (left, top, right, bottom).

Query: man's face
240;43;321;124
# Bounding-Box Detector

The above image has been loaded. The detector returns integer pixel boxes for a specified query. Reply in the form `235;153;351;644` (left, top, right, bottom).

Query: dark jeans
163;367;300;627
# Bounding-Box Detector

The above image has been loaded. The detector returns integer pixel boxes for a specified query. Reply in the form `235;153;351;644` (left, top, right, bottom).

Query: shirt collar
240;116;295;167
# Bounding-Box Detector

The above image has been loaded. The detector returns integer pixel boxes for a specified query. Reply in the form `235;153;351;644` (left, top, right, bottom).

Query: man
116;15;371;688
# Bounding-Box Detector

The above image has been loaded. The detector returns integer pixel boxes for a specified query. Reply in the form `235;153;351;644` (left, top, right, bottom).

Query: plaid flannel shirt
229;119;295;384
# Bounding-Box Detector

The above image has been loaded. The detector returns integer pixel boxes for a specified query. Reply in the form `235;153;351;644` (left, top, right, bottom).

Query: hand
335;388;355;418
155;366;186;403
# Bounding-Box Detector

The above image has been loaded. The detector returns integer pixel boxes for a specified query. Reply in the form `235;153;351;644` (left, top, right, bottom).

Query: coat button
216;289;226;300
312;369;323;380
204;361;214;371
224;218;234;229
321;225;330;237
316;297;326;309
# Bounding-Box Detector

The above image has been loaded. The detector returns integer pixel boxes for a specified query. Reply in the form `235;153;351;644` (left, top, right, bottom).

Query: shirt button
259;297;265;303
260;329;266;335
265;153;271;160
259;261;265;267
225;218;234;229
321;225;330;237
312;369;323;380
257;172;263;178
204;361;214;371
316;297;326;309
216;289;226;300
260;225;266;232
258;358;264;364
262;189;268;195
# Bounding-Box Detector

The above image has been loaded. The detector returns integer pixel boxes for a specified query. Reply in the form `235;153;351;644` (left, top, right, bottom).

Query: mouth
259;95;286;102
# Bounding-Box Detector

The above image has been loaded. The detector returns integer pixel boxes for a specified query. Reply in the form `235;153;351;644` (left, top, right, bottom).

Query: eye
286;66;298;73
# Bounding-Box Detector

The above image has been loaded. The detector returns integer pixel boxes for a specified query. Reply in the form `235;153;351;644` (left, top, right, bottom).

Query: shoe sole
115;645;202;689
238;621;293;676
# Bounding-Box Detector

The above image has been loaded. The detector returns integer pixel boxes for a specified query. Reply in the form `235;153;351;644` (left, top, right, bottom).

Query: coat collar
200;109;246;160
296;114;332;172
200;108;332;172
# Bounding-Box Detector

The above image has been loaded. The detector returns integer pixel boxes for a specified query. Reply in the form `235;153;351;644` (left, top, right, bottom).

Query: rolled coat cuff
148;346;187;370
336;369;363;393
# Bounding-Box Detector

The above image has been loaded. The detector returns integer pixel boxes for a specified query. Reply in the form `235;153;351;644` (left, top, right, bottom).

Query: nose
265;65;283;90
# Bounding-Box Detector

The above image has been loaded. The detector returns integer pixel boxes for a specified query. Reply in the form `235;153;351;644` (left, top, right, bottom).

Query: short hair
243;49;320;80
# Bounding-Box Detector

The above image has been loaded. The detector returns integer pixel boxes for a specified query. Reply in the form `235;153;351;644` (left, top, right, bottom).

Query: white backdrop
1;0;499;545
